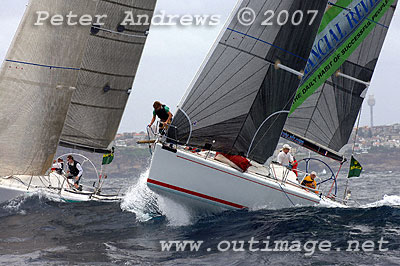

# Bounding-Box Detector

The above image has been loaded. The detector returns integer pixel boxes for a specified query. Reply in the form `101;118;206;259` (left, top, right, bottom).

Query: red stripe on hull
147;178;246;209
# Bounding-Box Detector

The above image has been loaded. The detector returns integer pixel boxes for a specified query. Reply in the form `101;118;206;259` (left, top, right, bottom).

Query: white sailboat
0;0;158;203
146;0;397;211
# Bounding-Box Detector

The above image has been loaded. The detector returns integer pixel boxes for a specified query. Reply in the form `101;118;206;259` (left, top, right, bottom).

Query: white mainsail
0;0;98;176
0;0;158;177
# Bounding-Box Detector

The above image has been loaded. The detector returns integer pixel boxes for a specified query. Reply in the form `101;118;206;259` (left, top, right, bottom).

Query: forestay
284;0;397;158
169;0;328;163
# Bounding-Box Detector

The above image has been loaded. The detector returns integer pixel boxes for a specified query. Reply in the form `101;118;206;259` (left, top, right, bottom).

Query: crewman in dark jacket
149;101;173;134
66;155;83;191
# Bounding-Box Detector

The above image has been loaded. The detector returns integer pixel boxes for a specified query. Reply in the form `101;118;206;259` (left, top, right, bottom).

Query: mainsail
169;0;328;163
0;0;98;176
60;0;157;152
284;0;397;160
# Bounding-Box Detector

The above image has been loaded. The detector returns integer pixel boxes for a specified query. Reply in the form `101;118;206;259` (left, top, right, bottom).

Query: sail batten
79;68;136;78
59;140;111;154
70;102;125;110
169;0;328;164
5;59;81;71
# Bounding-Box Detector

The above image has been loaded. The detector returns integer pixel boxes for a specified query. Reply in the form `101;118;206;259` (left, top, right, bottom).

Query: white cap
311;171;317;176
283;144;291;150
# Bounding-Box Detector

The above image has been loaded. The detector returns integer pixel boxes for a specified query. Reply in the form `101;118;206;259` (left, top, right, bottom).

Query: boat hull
147;143;344;211
0;185;26;203
0;174;121;203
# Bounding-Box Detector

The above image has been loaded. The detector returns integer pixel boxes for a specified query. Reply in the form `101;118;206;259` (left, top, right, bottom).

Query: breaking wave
120;168;161;222
120;168;195;226
362;194;400;208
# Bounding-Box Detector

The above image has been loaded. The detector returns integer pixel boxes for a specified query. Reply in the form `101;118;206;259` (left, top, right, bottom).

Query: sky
1;0;400;134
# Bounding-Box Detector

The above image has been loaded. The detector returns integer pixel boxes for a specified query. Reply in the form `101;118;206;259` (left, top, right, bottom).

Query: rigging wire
343;105;364;201
278;182;296;207
327;162;344;197
271;165;295;207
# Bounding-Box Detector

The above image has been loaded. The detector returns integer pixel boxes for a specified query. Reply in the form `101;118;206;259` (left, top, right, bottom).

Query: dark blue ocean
1;169;399;265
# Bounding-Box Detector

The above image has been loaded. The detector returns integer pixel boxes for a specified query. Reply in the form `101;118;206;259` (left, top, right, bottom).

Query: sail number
261;10;319;26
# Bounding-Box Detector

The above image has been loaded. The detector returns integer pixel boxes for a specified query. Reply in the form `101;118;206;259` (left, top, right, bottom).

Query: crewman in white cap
277;144;294;166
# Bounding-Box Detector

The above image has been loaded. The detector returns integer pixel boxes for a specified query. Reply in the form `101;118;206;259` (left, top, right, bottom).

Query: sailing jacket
301;176;318;194
153;105;171;121
68;160;83;178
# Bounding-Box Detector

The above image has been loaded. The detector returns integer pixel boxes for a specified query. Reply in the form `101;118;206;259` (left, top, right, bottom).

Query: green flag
102;152;114;165
348;156;362;178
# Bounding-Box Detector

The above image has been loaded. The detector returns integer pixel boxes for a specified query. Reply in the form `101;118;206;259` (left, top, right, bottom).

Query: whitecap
362;194;400;208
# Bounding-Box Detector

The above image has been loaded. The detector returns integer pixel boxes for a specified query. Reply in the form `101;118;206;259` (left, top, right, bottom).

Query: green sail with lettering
284;0;397;154
290;0;395;113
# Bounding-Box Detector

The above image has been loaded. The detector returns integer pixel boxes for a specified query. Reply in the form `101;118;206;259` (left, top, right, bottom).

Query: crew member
51;158;64;175
277;144;294;167
148;101;173;133
66;155;83;191
55;158;64;175
292;157;298;177
301;171;319;194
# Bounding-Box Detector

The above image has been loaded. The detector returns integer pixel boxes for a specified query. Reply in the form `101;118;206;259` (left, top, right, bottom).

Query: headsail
60;0;157;153
284;0;397;160
169;0;328;163
0;0;98;176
